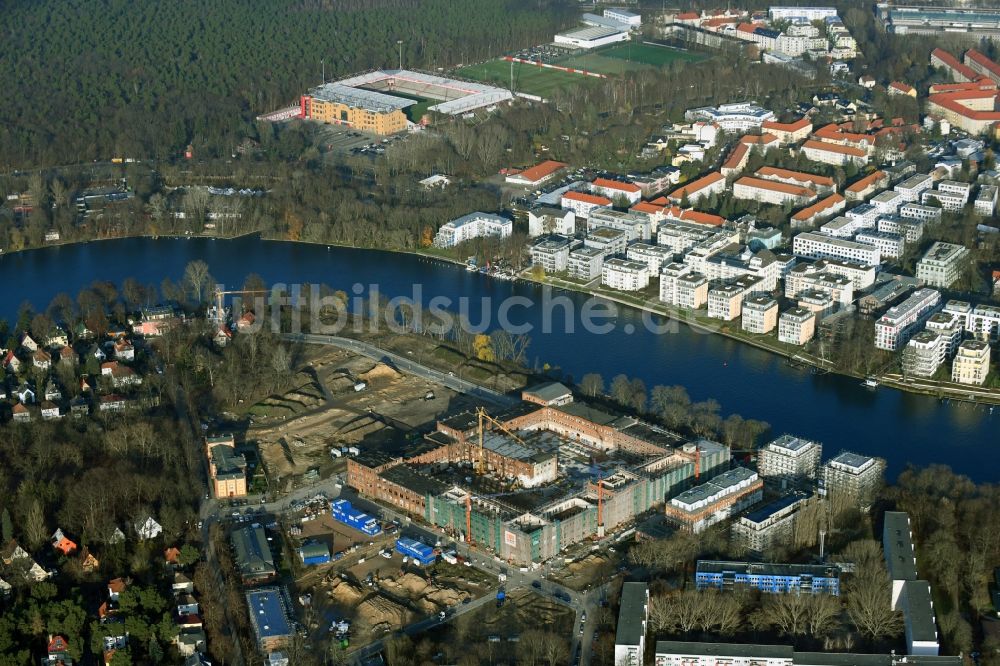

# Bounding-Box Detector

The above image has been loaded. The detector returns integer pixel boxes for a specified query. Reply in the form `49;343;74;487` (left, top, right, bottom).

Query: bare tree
183;260;212;304
542;632;570;666
580;373;604;397
841;540;903;641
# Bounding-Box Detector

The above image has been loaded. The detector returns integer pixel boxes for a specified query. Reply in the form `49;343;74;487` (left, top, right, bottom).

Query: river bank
512;268;1000;406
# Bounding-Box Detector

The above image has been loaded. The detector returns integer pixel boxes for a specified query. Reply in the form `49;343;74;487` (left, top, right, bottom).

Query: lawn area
456;59;593;97
601;41;706;66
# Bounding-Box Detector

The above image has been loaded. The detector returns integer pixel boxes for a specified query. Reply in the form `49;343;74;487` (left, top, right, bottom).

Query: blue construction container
395;538;436;566
330;499;382;536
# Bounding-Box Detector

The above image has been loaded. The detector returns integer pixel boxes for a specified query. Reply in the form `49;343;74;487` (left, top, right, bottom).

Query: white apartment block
942;300;1000;342
605;8;641;27
801;140;868;167
952;340;990;385
703;251;781;292
660;266;709;310
567;247;604;282
899;203;942;223
529;235;575;273
588;207;654;241
656;220;718;255
975;185;998;216
627;243;673;274
922;181;970;212
902;331;948;378
769;6;838;22
758;435;822;481
707;284;745;321
874;288;942;351
925;311;964;355
584;225;629;257
742;295;779;334
784;264;854;305
667;171;726;205
845;203;880;229
855;231;905;260
527;207;576;237
666;467;763;533
894;173;934;202
591;178;642;205
820;215;865;238
877;216;924;244
793;232;881;265
602;258;650;292
684;102;776;133
778;307;816;345
433;212;511;247
814;258;876;290
870;190;907;216
561;191;612;220
915;242;970;288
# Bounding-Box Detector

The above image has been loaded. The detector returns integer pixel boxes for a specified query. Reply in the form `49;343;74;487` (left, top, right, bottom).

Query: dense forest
0;0;574;166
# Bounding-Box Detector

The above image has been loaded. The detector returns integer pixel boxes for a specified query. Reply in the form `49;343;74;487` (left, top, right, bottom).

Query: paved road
283;333;518;408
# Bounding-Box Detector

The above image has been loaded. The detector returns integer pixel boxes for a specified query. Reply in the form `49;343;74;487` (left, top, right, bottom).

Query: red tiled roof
665;206;725;227
928;81;997;94
813;124;871;146
762;117;811;133
592;177;640;193
932;48;980;82
889;81;915;94
735;176;815;198
722;143;751;171
792;193;845;221
512;160;566;184
802;140;866;158
755;166;834;188
668;171;724;200
562;191;612;206
676;11;700;20
845;171;887;193
630;202;663;215
966;48;1000;80
927;89;1000;122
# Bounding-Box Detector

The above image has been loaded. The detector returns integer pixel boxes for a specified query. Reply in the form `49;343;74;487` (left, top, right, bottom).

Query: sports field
558;42;706;75
457;60;595;97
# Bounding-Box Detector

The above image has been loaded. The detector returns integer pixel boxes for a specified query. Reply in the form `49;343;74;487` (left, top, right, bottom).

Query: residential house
70;396;90;418
44;379;62;401
2;541;49;582
45;327;69;348
135;517;163;541
2;350;21;374
173;572;195;595
113;339;135;362
214;325;233;348
12;403;32;423
33;349;52;370
51;529;78;556
79;548;100;574
41;401;62;420
98;395;127;412
58;346;76;366
108;577;128;601
20;334;39;353
17;382;36;404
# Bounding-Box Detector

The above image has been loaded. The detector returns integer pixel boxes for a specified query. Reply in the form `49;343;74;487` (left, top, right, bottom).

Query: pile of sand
326;576;366;605
357;595;413;633
360;362;401;382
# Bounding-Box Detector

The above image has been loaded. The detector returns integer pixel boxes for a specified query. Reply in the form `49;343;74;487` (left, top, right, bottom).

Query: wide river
3;236;995;481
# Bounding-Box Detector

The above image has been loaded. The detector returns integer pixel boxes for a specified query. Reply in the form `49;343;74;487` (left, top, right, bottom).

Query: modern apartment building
855;231;905;260
627;243;674;274
902;331;948;378
665;467;764;533
588;207;654;241
951;340;991;385
785;264;854;305
792;232;881;265
742;295;779;334
568;247;605;281
874;288;942;351
528;206;576;237
821;451;885;507
778;307;816;345
877;216;924;243
921;182;971;212
584;226;629;257
561;190;613;220
894;173;934;202
602;258;650;292
900;203;942;223
707;284;746;321
975;185;998;216
915;242;970;288
433;212;512;247
757;434;822;482
731;492;811;555
529;234;575;273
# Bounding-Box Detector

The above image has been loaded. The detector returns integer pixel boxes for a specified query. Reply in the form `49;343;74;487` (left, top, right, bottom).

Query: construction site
346;382;733;566
244;344;483;488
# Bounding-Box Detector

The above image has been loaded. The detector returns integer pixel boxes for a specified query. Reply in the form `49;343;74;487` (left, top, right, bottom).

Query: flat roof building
434;212;511;248
916;242;970;288
952;339;990;385
778;307;816;346
602;258;651;292
246;587;293;652
615;583;649;666
758;434;822;484
665;467;763;533
732;491;811;555
696;560;840;595
793;231;881;265
875;288;941;351
822;451;885;508
742;294;779;334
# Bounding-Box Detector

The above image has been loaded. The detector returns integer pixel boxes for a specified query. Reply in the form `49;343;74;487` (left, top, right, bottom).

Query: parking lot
313;126;399;156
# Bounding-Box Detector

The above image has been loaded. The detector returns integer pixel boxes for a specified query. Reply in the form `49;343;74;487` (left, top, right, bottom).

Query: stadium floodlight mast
397;40;403;70
321;58;325;84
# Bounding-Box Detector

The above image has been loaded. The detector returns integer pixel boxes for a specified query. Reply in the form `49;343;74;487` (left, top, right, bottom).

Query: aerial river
2;236;995;481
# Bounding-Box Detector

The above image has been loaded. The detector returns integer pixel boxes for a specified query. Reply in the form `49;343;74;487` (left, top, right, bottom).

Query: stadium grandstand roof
329;69;512;116
308;83;416;113
556;24;625;41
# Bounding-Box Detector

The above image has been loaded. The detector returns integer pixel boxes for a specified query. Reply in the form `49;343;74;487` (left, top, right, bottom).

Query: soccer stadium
299;69;513;135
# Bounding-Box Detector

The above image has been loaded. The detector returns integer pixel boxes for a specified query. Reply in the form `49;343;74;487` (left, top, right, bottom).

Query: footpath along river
2;236;995;481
